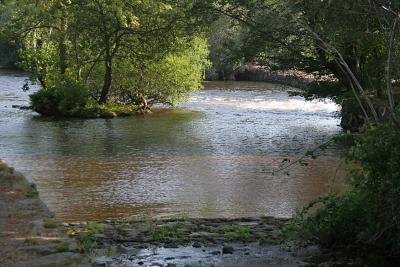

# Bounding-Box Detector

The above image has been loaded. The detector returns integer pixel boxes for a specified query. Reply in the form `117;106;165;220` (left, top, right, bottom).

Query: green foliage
78;232;98;252
207;16;245;80
293;191;365;246
43;220;58;229
86;221;106;233
289;81;347;102
54;242;70;253
149;222;190;242
18;39;59;87
98;103;137;117
208;0;400;107
0;37;18;68
223;225;252;241
30;80;90;116
113;36;210;107
295;118;400;260
0;1;19;68
30;81;139;118
1;0;210;114
78;222;106;252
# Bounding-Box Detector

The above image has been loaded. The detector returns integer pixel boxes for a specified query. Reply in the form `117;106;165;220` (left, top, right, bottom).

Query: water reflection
0;75;342;222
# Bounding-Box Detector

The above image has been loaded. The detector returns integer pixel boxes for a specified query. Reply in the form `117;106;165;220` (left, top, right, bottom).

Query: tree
64;0;207;103
112;36;210;111
207;16;245;80
2;0;210;116
2;0;74;87
202;0;400;128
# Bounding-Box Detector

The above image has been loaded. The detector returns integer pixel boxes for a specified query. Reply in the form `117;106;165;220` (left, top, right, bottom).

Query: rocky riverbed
65;217;324;267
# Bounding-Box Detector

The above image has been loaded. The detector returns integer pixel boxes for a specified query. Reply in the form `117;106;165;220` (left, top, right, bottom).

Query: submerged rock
222;245;234;254
95;256;113;266
192;242;202;248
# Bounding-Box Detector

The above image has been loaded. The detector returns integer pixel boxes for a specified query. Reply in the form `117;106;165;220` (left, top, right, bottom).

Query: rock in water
222;245;234;254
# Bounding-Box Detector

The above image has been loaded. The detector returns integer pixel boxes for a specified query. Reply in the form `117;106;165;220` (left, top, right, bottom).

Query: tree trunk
138;92;149;110
99;57;112;104
386;17;398;110
59;37;68;75
218;70;225;81
59;16;68;75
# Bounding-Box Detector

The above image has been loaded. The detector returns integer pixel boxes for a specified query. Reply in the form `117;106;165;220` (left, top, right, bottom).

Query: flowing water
0;70;342;222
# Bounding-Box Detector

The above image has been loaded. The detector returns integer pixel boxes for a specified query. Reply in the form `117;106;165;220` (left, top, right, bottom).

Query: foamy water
189;93;339;114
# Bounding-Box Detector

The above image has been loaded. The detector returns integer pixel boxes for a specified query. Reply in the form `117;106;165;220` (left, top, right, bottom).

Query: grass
79;232;98;252
55;242;70;253
43;220;58;229
223;225;252;241
100;103;138;116
149;222;191;242
79;102;138;118
77;222;106;252
173;213;189;222
86;221;106;232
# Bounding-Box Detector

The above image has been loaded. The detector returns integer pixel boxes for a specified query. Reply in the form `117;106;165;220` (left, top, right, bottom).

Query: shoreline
207;65;336;89
0;160;351;266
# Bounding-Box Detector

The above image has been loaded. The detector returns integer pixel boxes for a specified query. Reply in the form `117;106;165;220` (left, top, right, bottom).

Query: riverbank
65;217;364;266
0;160;360;266
0;160;89;266
208;64;336;89
66;217;325;266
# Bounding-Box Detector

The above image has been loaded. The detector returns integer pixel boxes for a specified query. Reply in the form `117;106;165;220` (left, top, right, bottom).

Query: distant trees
207;16;245;80
209;0;400;89
0;0;18;67
200;0;400;128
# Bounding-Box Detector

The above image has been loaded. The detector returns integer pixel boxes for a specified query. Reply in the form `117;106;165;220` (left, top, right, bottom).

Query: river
0;70;342;222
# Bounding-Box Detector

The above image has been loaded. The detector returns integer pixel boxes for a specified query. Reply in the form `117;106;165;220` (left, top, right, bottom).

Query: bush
295;117;400;261
30;81;139;118
30;80;90;116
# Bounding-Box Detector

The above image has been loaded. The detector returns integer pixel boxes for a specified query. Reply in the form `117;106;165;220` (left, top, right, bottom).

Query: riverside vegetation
1;0;400;266
1;1;211;117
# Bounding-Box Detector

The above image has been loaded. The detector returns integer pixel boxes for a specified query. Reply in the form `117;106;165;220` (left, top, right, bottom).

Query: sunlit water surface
0;71;342;222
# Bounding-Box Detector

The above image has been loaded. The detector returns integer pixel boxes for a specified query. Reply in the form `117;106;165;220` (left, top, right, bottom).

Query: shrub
30;82;139;118
30;80;90;116
295;117;400;261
